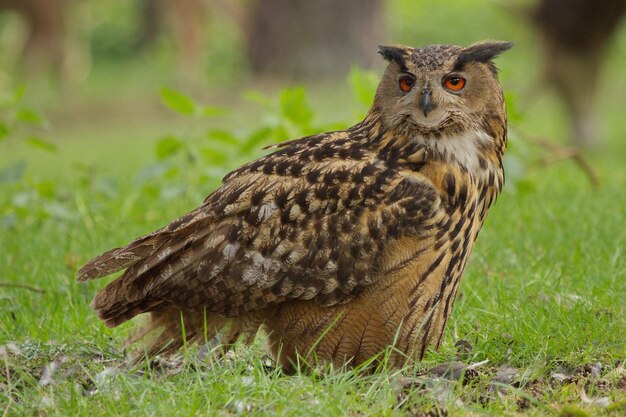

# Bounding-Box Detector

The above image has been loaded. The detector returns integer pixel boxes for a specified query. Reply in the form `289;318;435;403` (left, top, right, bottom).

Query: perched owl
79;41;513;370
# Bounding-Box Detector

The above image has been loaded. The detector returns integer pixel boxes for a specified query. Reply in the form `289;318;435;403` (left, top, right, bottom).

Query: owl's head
373;41;513;138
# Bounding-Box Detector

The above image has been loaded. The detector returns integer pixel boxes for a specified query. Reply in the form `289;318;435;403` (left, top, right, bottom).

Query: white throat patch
421;130;492;174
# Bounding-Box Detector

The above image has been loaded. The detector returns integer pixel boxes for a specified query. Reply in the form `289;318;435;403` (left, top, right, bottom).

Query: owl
78;41;513;370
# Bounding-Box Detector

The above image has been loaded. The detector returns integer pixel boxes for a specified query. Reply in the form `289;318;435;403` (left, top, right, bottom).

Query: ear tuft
453;41;513;70
378;45;409;71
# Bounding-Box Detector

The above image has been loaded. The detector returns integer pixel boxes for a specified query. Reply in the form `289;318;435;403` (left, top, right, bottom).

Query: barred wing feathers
77;129;442;327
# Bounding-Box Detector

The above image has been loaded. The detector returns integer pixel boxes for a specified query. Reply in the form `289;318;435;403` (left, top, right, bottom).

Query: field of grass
2;10;626;416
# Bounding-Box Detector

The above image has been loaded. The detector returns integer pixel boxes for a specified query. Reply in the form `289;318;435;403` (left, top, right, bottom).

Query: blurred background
2;3;626;412
0;0;625;215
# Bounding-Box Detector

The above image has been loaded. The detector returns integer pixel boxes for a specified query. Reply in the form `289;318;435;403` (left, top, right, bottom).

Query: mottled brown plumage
78;41;513;370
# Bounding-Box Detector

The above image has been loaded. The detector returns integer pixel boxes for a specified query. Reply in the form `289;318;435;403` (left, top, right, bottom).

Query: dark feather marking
409;251;446;297
251;191;264;206
262;162;274;175
330;333;346;362
290;162;303;177
353;312;374;360
275;160;289;175
402;317;422;354
418;314;435;359
422;298;433;313
360;163;378;176
448;217;465;241
306;170;320;183
444;173;456;199
442;279;461;330
457;184;468;208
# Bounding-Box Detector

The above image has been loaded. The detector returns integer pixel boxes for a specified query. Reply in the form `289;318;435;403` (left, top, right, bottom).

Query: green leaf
155;136;184;160
348;67;378;107
26;137;57;152
16;109;44;125
279;87;313;127
163;165;181;179
160;88;196;115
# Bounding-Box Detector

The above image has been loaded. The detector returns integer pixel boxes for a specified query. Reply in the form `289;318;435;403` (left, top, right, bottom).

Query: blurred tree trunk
245;0;386;78
136;0;161;49
136;0;208;82
0;0;64;77
532;0;626;148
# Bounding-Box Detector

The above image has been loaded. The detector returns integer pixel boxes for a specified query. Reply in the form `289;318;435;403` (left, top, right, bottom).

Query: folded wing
78;133;442;327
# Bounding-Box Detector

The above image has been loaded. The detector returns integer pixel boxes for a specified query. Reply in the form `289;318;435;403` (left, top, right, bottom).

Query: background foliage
1;0;625;416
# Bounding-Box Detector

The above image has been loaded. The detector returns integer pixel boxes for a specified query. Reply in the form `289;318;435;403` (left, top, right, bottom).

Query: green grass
2;98;626;416
2;21;626;417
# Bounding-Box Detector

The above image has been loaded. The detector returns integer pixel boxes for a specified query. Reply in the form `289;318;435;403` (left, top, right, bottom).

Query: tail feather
124;232;217;302
90;234;214;328
76;205;262;360
77;235;160;282
77;206;213;282
78;206;219;326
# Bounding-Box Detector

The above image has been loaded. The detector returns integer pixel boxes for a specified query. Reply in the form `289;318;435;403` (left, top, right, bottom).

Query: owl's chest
377;172;486;294
380;193;481;278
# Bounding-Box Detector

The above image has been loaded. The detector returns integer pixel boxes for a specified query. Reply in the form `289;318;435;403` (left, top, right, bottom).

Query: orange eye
399;76;414;92
443;76;466;91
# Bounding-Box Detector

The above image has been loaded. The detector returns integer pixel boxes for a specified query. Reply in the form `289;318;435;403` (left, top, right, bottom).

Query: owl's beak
420;88;435;117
